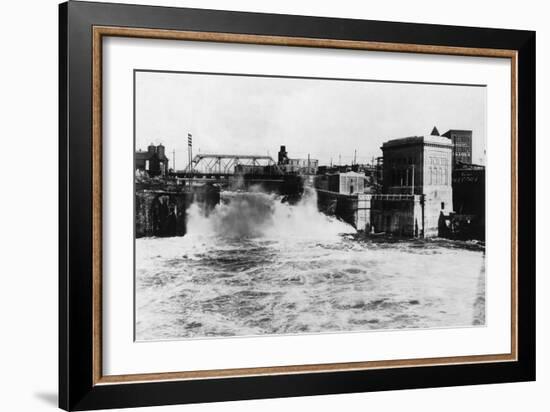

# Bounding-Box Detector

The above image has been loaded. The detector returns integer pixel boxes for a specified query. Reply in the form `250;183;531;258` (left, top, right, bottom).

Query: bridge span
178;153;284;176
170;153;293;189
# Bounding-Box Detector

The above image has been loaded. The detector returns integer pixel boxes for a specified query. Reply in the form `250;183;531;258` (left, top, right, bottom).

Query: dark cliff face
135;184;220;238
135;192;189;238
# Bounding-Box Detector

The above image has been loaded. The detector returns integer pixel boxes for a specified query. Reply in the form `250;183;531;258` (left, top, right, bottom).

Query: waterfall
186;187;355;240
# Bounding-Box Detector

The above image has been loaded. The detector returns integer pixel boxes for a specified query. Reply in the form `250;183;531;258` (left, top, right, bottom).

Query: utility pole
187;133;193;188
411;164;415;195
172;149;175;172
307;153;310;174
187;133;193;172
354;149;357;166
339;154;341;167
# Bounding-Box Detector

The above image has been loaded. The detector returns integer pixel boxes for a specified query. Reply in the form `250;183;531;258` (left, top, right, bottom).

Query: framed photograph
59;1;535;410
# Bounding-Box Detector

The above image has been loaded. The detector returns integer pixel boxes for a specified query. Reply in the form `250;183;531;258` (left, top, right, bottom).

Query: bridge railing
182;153;285;176
369;194;420;201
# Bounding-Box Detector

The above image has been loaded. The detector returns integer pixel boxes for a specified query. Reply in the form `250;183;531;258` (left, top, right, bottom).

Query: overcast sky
135;71;486;169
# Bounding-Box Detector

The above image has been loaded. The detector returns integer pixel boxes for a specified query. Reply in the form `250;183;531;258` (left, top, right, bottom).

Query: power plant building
349;130;454;237
379;133;453;236
315;129;454;237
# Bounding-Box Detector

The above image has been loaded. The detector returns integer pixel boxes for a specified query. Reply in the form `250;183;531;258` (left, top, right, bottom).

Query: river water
135;189;485;341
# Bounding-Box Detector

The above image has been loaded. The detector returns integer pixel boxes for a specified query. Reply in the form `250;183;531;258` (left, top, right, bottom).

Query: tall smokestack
278;145;288;165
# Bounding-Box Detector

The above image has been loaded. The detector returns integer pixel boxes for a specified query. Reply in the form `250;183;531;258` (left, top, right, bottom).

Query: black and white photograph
134;70;487;341
1;0;541;410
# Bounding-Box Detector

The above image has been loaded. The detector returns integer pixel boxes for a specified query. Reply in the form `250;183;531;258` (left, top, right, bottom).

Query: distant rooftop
442;129;473;136
382;134;453;149
337;171;366;177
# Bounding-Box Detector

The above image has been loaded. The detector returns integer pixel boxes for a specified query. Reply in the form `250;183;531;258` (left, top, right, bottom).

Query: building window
441;202;445;210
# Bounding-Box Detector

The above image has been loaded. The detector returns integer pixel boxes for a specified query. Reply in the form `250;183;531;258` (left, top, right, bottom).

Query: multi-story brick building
442;129;473;166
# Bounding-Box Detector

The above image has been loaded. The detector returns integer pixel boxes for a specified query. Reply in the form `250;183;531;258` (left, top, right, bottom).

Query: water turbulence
136;188;485;341
187;188;352;240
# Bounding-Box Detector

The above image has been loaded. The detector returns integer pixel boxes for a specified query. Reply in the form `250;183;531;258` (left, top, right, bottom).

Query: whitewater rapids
135;189;485;340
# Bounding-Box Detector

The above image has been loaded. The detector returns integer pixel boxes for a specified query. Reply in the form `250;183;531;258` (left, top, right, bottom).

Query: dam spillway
135;174;304;238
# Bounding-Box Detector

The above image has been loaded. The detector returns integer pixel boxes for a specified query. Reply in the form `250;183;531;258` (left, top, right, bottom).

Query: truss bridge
174;154;284;181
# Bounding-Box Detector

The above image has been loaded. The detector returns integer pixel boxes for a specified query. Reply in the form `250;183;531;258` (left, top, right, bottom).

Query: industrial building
372;132;453;236
315;171;366;195
277;145;319;175
452;163;486;239
136;143;169;177
315;129;454;237
137;131;480;239
442;129;473;166
234;164;282;175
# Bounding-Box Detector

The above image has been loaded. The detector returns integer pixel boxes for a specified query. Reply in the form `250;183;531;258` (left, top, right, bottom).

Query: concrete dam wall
316;189;371;231
317;190;435;238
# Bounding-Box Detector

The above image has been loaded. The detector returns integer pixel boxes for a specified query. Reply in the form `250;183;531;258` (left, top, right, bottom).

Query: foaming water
187;188;353;240
135;189;485;341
